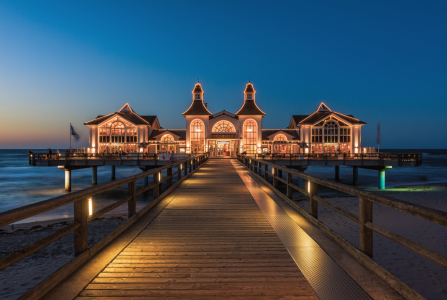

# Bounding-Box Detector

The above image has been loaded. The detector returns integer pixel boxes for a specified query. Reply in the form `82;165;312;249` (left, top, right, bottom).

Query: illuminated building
84;82;365;157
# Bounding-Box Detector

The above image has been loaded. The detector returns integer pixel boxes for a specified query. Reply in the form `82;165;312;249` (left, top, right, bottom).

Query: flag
71;124;80;141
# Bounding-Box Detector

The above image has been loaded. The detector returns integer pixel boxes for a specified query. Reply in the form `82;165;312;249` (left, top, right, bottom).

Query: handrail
238;154;447;268
242;152;423;166
0;153;209;273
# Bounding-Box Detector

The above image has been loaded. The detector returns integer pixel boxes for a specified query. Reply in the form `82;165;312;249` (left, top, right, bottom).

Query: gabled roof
149;129;186;140
140;116;158;126
297;103;366;125
262;129;300;140
209;110;238;120
84;104;157;126
235;100;265;116
291;115;308;124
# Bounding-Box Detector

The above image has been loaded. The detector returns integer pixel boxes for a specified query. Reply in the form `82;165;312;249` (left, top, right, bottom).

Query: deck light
308;182;310;193
88;197;93;217
272;168;275;175
158;172;161;181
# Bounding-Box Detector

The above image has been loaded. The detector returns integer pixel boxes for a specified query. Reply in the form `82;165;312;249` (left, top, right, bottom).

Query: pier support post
379;170;386;190
128;181;136;217
65;169;71;192
111;165;116;180
278;169;283;181
353;167;358;186
335;166;340;182
92;166;97;185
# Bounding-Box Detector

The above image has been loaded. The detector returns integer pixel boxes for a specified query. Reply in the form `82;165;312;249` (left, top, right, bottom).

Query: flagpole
70;123;72;153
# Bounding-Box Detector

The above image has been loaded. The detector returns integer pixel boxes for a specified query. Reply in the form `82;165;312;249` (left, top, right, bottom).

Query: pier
28;151;422;191
2;156;446;299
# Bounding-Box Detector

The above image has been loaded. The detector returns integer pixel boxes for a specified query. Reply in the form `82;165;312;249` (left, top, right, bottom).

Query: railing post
360;198;373;257
273;167;278;188
287;172;293;199
309;181;318;219
189;160;192;173
153;172;160;198
128;180;136;217
254;160;258;173
264;164;268;180
178;164;182;181
258;161;261;176
74;198;88;255
184;162;188;176
167;167;173;187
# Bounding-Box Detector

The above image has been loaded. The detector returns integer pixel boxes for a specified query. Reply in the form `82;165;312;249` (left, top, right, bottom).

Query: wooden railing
0;154;209;273
244;152;423;166
238;155;446;299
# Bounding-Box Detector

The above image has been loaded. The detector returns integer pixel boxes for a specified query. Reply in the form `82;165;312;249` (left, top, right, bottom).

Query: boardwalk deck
76;159;318;299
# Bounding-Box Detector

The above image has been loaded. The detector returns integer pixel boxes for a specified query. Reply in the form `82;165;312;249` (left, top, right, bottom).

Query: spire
182;82;212;116
236;81;265;116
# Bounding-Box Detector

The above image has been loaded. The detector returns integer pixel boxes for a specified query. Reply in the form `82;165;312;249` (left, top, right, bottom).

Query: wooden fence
0;154;209;299
238;155;446;299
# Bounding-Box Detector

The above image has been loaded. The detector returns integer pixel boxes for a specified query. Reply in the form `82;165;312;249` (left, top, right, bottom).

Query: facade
84;82;366;157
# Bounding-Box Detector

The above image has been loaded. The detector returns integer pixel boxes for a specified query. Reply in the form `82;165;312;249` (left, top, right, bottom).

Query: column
65;169;71;192
353;166;358;186
379;169;386;190
335;166;340;182
92;166;97;185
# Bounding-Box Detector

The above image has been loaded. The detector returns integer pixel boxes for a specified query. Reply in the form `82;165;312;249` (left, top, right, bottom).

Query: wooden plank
70;159;315;299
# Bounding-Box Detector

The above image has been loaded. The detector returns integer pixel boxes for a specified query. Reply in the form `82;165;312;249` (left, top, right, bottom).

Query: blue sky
0;0;446;149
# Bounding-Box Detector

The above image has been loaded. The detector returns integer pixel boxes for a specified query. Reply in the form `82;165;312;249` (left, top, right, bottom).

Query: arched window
160;134;175;153
274;134;287;142
161;134;174;143
212;121;235;133
243;120;257;154
190;119;205;153
324;121;338;143
111;122;125;143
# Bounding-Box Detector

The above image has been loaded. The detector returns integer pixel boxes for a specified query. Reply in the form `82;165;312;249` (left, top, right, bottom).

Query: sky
0;0;446;149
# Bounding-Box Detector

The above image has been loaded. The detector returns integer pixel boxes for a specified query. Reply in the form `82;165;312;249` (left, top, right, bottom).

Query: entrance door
217;141;230;157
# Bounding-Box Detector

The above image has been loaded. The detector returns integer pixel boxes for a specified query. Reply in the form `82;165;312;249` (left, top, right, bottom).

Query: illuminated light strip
118;103;135;113
317;102;332;112
84;112;116;125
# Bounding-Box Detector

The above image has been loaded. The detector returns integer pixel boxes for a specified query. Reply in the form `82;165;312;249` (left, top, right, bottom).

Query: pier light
158;172;161;181
308;181;310;193
88;197;93;217
180;164;182;170
272;167;275;175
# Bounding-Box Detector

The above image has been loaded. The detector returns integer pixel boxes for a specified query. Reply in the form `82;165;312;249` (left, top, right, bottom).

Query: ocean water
0;149;446;221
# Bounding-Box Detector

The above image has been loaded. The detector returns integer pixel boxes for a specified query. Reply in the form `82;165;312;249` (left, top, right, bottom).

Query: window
273;134;287;142
212;121;236;133
111;122;126;143
324;121;339;143
190;119;205;153
161;134;174;143
247;94;252;99
340;127;351;143
312;127;323;143
195;94;201;100
243;120;257;154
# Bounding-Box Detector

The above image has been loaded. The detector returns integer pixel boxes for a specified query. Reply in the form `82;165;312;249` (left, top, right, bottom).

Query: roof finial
249;78;250;83
197;78;199;83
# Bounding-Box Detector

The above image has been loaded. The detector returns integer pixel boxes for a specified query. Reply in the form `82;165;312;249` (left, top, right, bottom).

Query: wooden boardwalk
76;159;317;299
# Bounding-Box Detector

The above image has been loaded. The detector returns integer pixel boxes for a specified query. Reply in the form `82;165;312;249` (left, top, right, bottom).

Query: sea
0;149;446;222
